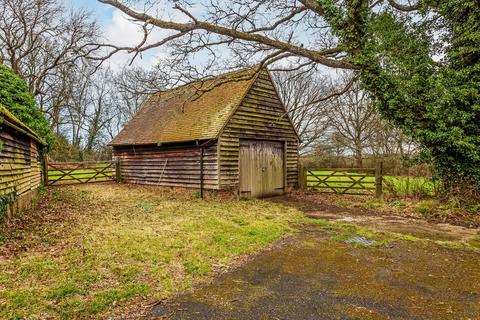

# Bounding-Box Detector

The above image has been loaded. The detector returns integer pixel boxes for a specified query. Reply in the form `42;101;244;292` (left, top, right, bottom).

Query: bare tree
95;0;421;77
61;65;91;150
272;69;330;154
84;69;115;154
328;79;379;168
0;0;127;160
112;66;169;121
0;0;100;127
93;0;425;136
57;64;169;158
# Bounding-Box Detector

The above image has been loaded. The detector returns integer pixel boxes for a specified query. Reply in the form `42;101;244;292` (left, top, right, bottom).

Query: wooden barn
111;67;299;197
0;106;45;218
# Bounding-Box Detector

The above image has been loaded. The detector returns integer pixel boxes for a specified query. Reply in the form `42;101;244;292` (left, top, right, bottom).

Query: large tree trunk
355;148;363;168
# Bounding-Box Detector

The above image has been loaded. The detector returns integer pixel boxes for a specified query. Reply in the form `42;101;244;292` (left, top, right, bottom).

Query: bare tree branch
98;0;354;69
387;0;420;11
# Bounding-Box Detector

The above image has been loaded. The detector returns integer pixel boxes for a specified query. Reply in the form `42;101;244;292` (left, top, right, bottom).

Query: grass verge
305;217;480;252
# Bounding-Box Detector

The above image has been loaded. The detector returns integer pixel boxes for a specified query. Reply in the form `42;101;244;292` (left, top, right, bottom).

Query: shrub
0;64;53;149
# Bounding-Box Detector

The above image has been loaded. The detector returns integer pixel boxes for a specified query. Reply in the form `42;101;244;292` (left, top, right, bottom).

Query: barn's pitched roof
110;67;261;146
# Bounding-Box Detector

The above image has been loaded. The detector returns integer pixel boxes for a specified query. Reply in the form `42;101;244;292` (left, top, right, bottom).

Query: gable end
217;69;299;189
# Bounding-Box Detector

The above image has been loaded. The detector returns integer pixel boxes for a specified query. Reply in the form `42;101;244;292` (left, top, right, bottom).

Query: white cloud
104;9;143;47
102;9;173;70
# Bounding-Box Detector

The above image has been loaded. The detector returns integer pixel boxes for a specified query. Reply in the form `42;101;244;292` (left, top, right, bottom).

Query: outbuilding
110;67;299;197
0;106;45;218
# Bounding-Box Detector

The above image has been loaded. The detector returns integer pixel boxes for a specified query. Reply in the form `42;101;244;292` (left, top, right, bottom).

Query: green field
47;163;113;184
306;170;438;197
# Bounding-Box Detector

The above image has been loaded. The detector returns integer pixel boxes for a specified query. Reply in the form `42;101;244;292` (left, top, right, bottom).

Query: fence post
115;158;122;183
200;146;204;199
375;160;383;198
298;162;305;190
42;155;48;186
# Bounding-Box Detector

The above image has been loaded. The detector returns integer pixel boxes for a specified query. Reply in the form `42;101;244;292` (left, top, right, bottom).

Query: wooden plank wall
0;126;42;200
218;70;299;189
113;143;219;189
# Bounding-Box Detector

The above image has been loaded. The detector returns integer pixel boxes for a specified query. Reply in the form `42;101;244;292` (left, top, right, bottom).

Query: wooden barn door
239;140;284;197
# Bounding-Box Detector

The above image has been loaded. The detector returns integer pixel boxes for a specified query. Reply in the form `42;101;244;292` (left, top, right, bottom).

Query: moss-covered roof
110;67;259;146
0;105;46;145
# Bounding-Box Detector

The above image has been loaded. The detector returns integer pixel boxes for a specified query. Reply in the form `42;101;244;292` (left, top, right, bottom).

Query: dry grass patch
0;184;303;319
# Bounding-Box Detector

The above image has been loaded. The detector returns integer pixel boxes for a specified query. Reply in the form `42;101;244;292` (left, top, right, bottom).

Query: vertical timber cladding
113;142;219;189
219;69;299;190
239;140;284;197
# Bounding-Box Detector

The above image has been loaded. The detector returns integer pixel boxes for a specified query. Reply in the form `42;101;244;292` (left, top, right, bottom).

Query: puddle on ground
345;236;378;246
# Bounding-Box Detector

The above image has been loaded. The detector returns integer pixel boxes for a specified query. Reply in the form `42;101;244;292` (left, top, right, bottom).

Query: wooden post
115;158;122;183
200;147;204;199
42;155;48;186
375;160;383;198
298;161;305;190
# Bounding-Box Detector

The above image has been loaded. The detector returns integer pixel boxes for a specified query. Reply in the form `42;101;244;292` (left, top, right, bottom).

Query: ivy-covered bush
318;0;480;198
0;64;53;149
360;1;480;198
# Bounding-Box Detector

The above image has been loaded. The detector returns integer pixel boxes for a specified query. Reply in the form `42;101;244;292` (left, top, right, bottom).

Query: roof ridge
154;65;260;96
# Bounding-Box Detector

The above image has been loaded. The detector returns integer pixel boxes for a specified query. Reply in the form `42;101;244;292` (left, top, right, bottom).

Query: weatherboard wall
218;70;299;190
113;143;219;189
0;123;43;218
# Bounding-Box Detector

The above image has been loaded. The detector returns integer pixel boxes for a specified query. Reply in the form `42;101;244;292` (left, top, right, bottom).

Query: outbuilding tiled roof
0;105;45;145
110;67;259;146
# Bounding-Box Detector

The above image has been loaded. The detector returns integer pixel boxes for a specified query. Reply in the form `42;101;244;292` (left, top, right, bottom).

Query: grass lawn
0;184;304;319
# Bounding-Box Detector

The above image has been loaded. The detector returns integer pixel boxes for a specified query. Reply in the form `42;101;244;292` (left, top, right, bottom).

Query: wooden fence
46;161;116;186
299;163;383;197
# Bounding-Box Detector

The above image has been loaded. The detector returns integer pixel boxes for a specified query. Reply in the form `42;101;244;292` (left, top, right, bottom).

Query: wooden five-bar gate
299;163;383;197
46;161;117;186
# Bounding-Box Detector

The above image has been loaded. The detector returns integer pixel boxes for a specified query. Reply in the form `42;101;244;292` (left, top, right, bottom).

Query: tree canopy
0;64;53;149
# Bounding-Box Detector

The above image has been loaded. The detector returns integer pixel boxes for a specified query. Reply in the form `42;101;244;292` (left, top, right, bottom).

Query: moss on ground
305;217;480;252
